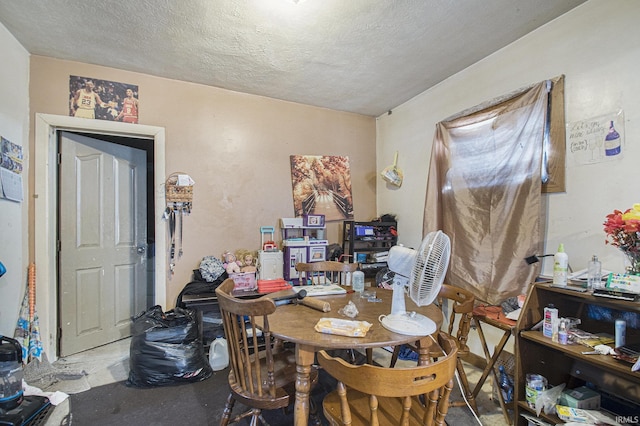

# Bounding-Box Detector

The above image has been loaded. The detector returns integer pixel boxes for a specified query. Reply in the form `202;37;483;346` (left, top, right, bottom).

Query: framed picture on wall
289;155;354;222
69;75;139;123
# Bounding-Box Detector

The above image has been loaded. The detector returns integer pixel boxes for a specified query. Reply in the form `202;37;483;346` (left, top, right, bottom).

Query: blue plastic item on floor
397;344;418;361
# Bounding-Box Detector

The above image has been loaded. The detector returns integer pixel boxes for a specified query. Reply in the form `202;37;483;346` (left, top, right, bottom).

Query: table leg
294;343;316;426
415;336;434;366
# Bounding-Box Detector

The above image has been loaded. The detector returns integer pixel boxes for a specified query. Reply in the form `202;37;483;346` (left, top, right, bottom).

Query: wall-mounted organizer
164;172;194;278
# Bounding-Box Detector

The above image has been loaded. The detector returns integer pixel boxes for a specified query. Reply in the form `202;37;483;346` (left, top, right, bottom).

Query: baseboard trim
461;351;486;370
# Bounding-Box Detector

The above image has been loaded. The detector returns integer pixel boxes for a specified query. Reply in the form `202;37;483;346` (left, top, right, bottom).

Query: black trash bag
126;305;213;387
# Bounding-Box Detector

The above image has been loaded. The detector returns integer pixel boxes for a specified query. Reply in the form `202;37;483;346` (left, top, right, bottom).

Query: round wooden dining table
265;286;444;426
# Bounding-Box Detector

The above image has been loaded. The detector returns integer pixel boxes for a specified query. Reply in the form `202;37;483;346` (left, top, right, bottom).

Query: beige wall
29;56;376;306
376;0;640;357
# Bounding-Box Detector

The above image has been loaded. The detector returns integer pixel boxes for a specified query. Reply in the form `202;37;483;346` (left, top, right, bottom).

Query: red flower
604;207;640;253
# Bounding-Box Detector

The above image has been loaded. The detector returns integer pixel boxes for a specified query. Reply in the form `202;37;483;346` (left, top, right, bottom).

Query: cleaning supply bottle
543;304;558;338
553;244;568;287
352;264;365;294
209;336;229;371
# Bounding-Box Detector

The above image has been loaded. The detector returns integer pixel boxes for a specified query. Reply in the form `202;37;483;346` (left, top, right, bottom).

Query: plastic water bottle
498;365;514;403
587;255;602;290
209;337;229;371
352;264;365;294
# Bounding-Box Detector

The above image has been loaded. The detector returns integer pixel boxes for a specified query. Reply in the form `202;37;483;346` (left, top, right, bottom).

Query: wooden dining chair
388;283;477;413
295;261;357;285
318;331;458;426
295;261;374;364
215;278;319;425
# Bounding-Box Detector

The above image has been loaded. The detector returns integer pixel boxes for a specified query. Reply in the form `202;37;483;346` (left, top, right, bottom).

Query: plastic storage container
209;337;229;371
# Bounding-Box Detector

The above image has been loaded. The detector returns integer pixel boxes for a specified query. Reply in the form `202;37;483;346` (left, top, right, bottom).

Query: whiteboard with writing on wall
567;110;624;166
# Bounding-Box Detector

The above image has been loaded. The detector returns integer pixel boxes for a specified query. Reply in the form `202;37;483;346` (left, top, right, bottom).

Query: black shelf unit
342;220;397;277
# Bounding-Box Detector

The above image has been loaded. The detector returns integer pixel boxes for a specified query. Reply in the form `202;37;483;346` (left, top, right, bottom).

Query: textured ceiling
0;0;586;117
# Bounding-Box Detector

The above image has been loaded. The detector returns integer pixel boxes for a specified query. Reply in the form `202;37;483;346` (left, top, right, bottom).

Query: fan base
379;312;437;336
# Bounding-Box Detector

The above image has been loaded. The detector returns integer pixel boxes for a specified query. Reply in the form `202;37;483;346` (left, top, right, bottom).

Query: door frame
34;113;166;361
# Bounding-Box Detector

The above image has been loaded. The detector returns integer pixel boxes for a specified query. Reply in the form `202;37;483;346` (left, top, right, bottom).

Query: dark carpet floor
68;350;477;425
68;367;334;425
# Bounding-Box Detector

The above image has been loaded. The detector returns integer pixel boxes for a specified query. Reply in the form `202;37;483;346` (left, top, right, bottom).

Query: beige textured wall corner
28;56;376;306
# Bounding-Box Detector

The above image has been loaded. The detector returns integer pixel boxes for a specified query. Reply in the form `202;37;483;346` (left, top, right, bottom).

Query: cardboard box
559;386;600;410
556;405;621;425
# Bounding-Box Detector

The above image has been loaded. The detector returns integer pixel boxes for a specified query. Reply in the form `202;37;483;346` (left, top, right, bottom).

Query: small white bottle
553;244;568;287
352;264;365;294
587;255;602;290
558;318;569;345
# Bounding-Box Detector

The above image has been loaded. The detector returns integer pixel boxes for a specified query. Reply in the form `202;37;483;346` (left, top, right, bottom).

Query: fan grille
409;231;451;306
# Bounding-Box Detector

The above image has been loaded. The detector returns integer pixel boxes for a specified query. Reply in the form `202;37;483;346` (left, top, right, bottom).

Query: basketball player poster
69;76;139;123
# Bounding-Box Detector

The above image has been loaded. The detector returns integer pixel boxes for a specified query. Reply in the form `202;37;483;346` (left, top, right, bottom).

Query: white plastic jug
208;337;229;371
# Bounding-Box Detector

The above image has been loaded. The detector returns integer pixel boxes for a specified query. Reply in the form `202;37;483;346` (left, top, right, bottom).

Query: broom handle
393;151;398;167
28;263;36;321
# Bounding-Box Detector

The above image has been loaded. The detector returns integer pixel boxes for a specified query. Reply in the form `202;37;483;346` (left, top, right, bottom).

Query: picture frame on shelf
303;214;325;228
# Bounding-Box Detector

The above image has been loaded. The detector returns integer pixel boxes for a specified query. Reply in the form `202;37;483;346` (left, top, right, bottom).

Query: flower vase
622;250;640;275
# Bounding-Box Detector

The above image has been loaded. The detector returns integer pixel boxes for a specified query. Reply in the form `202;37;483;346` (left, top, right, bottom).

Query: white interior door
59;131;148;356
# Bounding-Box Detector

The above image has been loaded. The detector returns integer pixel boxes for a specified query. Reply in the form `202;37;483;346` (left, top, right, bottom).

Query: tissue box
559;386;600;409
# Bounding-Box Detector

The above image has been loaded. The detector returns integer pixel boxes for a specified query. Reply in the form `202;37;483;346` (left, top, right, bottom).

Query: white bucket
209;337;229;371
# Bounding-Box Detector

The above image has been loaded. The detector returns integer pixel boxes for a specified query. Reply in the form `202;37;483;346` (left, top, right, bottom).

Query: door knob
137;245;146;254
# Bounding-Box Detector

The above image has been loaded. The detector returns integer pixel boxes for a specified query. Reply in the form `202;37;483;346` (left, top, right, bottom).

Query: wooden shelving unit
514;283;640;425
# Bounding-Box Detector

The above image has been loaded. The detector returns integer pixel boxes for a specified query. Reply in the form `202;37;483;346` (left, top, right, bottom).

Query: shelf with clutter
514;281;640;426
341;216;398;277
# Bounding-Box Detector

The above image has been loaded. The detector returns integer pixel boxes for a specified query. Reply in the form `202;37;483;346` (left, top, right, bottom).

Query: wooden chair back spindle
318;332;458;425
216;279;314;425
295;261;358;285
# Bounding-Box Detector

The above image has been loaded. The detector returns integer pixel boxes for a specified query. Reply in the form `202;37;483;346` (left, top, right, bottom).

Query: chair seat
324;391;429;426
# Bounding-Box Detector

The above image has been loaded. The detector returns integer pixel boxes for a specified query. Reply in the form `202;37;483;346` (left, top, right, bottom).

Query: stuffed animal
221;251;241;274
